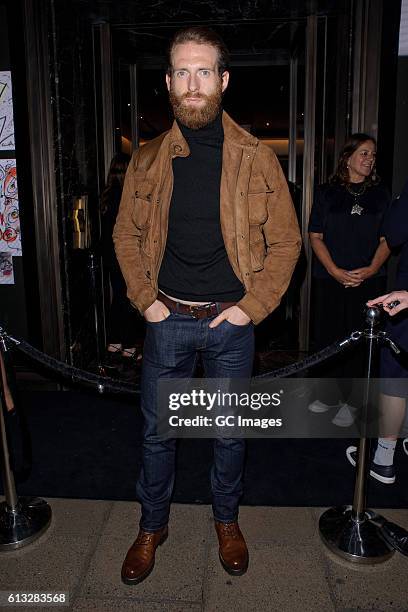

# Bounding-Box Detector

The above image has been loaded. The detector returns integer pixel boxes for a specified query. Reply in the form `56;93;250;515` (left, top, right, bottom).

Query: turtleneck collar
177;111;224;142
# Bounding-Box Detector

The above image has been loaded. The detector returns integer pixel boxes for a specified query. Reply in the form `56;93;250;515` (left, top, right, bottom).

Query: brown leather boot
121;526;168;585
214;521;248;575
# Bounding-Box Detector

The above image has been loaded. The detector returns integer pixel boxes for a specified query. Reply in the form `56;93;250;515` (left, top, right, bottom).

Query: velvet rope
0;326;361;395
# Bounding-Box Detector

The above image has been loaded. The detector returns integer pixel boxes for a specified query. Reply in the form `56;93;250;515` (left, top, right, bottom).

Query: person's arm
367;290;408;316
348;237;391;282
112;154;157;315
309;232;361;286
233;148;302;325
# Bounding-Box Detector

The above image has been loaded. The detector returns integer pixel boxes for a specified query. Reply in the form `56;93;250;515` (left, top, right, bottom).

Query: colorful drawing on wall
0;71;15;150
0;252;14;284
0;159;21;255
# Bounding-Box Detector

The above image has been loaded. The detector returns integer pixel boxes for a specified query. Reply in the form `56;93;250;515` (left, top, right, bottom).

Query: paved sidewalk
0;500;407;611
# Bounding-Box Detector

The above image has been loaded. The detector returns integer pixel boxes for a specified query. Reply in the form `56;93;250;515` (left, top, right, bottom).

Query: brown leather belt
158;293;236;320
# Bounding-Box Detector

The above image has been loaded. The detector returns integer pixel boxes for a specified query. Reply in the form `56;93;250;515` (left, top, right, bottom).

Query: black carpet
2;390;408;509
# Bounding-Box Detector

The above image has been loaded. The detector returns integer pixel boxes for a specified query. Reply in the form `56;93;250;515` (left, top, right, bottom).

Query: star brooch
351;203;364;215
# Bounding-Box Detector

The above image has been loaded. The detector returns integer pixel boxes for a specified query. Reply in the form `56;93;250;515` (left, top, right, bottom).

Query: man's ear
221;70;229;93
165;73;171;92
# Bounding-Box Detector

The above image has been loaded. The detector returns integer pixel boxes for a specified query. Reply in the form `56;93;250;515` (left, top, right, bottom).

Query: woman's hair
167;26;230;76
330;133;379;185
100;152;131;214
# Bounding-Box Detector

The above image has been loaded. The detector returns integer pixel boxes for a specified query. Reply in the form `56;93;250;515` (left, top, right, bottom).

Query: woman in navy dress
308;133;391;421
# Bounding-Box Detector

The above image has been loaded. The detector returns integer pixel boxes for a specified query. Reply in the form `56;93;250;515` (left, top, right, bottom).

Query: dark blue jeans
136;311;254;531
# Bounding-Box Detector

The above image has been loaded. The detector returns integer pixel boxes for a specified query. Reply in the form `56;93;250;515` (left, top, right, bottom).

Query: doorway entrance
93;13;351;360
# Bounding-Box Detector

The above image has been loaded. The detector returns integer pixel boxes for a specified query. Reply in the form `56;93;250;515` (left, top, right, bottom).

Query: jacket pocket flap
248;175;274;194
134;180;156;202
132;180;156;229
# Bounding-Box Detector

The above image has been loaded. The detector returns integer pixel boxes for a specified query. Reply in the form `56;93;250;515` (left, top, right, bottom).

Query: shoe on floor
107;343;122;353
214;521;248;576
403;438;408;457
121;526;168;585
122;347;137;358
308;400;338;413
346;445;396;484
332;403;357;427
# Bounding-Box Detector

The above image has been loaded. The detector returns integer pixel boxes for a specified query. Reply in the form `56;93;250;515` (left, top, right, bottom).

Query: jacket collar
221;111;258;148
168;110;258;156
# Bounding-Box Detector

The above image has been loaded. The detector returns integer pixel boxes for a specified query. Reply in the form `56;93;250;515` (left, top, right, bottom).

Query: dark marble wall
68;0;347;24
51;3;99;195
48;1;102;364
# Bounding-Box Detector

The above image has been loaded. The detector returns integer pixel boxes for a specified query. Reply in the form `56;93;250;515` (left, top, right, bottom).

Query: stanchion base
0;497;52;551
319;505;394;564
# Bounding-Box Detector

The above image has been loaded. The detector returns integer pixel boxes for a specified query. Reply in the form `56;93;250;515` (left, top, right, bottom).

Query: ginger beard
169;80;223;130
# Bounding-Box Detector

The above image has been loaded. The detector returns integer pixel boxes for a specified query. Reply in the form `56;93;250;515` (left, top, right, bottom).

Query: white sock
374;438;397;466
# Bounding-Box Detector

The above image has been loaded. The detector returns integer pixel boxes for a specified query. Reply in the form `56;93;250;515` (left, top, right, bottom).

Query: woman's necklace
346;182;367;215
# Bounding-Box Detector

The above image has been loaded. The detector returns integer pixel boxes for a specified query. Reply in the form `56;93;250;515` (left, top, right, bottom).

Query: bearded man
113;26;301;584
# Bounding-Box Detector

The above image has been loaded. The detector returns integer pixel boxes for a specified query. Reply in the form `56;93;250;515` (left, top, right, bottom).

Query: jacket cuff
236;293;272;326
129;288;157;315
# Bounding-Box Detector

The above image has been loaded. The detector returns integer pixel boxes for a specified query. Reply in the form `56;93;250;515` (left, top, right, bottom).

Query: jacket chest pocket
248;175;273;225
132;180;156;229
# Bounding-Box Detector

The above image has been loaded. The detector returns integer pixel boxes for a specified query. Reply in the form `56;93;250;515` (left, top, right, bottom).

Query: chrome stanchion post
0;383;18;512
319;307;395;564
351;306;377;523
0;330;51;550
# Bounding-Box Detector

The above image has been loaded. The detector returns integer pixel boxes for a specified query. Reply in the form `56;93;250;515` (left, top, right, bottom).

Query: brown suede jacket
113;111;301;325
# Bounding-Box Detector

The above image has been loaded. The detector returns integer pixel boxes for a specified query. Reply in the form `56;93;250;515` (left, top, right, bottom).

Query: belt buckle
188;303;213;319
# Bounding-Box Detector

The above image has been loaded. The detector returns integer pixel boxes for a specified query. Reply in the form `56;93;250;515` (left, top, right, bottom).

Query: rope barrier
254;334;360;379
0;325;362;395
5;335;140;396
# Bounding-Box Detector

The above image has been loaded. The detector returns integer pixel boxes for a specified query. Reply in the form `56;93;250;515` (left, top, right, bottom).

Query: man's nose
188;73;199;91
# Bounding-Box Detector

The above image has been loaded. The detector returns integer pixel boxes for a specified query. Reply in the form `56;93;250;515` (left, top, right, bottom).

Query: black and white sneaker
346;445;396;484
403;438;408;457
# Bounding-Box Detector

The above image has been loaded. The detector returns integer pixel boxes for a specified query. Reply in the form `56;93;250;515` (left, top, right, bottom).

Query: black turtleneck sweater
158;113;245;302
